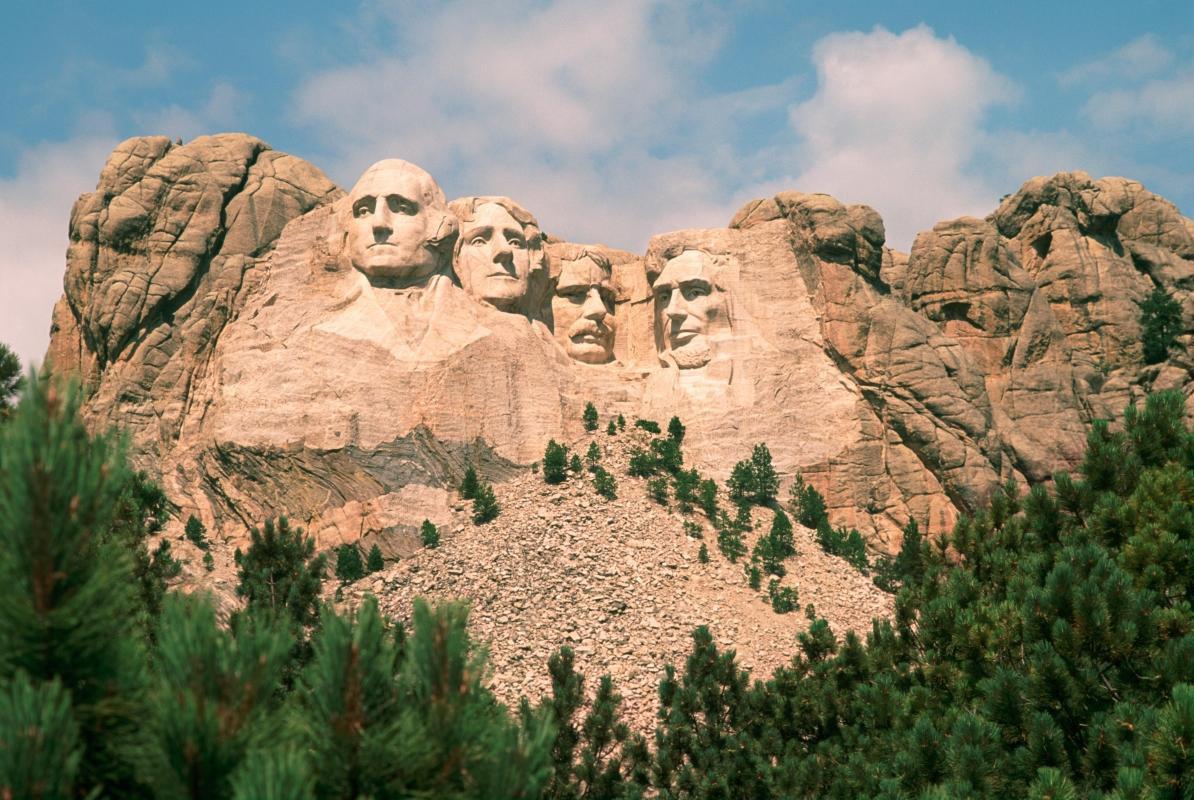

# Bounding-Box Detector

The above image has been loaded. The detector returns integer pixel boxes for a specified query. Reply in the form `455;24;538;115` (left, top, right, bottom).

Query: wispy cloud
0;135;118;366
134;82;248;141
785;25;1017;249
1083;68;1194;136
1059;34;1174;86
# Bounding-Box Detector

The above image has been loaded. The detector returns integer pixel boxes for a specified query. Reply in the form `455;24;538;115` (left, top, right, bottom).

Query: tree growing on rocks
667;415;685;443
335;544;365;583
728;443;779;505
366;543;385;573
185;514;209;550
420;520;440;548
234;517;326;632
1140;285;1184;364
583;402;599;432
606;419;617;436
543;440;569;484
585;441;601;465
593;467;617;500
473;483;501;524
460;465;481;500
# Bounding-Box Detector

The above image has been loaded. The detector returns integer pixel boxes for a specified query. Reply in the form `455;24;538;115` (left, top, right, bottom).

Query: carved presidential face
553;255;615;364
346;160;451;286
456;202;536;312
652;249;728;369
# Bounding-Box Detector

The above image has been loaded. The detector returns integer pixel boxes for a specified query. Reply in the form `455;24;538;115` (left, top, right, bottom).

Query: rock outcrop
45;135;1194;557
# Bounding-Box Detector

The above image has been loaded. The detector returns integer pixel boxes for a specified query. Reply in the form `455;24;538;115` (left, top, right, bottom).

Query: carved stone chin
344;159;456;288
552;252;616;364
650;249;729;369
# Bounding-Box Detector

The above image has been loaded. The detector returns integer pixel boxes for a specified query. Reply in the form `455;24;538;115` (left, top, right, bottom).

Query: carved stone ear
427;209;459;251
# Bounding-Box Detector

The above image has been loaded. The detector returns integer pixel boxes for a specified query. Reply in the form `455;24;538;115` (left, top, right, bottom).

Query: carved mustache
568;319;610;340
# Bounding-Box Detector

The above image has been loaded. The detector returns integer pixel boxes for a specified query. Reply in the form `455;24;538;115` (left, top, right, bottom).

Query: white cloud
0;135;118;367
1059;34;1174;86
786;25;1017;250
134;82;247;142
1083;68;1194;135
291;0;758;249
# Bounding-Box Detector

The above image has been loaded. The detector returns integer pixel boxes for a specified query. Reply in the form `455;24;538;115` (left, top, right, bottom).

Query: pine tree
544;440;569;484
108;470;183;638
230;749;314;800
141;593;292;799
750;443;779;503
583;402;599;432
0;377;149;795
366;544;385;573
203;551;215;572
1140;285;1184;364
634;419;661;434
698;478;719;519
650;436;683;474
460;465;481;500
674;468;700;513
616;414;626;431
0;673;81;800
585;441;601;464
473;483;501;524
420;519;440;548
593;467;617;500
335;543;366;583
647;476;669;506
0;342;22;417
792;474;829;529
606;419;617;436
185;514;210;550
569;453;583;473
698;544;709;564
667;416;685;443
234;517;326;631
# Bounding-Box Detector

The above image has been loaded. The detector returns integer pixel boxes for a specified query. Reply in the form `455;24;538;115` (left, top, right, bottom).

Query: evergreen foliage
627;448;658;477
543;440;569;484
141;594;292;798
606;419;617;436
647;477;669;506
569;453;583;474
649;436;683;475
0;341;22;416
203;551;215;572
185;514;209;550
367;543;385;573
0;377;149;796
766;578;798;613
791;474;828;529
698;478;719;519
420;519;440;548
673;468;699;513
697;544;709;564
0;672;81;800
335;543;366;583
727;443;779;505
634;419;661;434
682;520;703;539
1140;285;1184;364
460;465;481;500
473;483;501;524
593;467;617;500
108;469;182;637
617;414;626;431
585;441;601;464
583;402;599;432
667;416;685;443
234;517;326;631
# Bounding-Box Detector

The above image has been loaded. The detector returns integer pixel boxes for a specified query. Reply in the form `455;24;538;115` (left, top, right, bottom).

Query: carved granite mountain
46;133;1193;555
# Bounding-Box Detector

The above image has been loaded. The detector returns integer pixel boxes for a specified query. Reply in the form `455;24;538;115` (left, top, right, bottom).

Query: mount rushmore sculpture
45;133;1194;555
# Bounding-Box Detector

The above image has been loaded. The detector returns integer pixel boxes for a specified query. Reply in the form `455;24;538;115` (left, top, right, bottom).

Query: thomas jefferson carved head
552;250;616;364
648;247;730;369
448;196;548;317
342;159;457;286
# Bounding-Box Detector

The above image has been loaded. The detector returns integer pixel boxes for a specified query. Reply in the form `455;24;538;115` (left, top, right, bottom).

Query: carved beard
668;339;712;369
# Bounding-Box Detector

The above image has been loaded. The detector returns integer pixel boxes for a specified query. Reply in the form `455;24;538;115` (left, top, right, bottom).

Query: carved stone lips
671;330;700;345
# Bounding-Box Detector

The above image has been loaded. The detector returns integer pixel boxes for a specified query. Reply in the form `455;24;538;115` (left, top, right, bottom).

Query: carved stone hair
447;195;551;318
645;245;728;289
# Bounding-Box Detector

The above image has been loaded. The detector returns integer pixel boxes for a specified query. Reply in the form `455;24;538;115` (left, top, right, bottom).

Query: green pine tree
593;467;617;500
647;476;669;506
569;453;583;473
335;543;366;583
606;419;617;436
366;544;385;573
586;441;601;464
667;416;685;443
234;517;326;632
0;341;22;417
616;414;626;431
583;402;599;432
141;593;292;799
460;465;481;500
421;519;441;548
0;673;81;800
544;440;569;484
0;377;149;796
1140;285;1184;364
473;483;501;524
185;514;210;550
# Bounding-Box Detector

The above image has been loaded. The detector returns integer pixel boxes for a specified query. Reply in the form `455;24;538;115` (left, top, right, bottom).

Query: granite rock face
46;136;1194;555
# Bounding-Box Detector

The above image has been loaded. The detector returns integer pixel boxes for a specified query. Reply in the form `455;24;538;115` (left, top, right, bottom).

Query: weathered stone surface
46;139;1194;558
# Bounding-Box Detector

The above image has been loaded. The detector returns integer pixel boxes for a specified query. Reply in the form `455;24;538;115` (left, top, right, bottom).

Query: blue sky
2;0;1192;364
